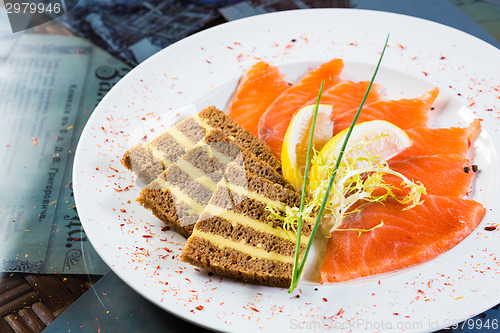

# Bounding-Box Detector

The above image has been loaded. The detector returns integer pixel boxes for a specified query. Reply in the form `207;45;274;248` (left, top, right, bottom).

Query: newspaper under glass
0;33;130;274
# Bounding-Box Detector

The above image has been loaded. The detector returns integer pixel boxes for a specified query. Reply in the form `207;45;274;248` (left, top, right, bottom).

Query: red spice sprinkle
249;307;259;312
393;313;399;315
485;225;497;231
142;235;153;238
196;305;204;310
417;289;424;294
295;295;300;298
336;308;344;316
323;298;328;302
423;71;428;76
120;209;126;213
31;137;38;147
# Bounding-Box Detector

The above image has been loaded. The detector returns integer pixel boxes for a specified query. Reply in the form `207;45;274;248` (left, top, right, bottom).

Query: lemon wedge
281;104;334;191
309;120;412;193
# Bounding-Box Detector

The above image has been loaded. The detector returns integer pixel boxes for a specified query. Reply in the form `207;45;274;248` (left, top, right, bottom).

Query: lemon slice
281;104;334;191
309;120;412;192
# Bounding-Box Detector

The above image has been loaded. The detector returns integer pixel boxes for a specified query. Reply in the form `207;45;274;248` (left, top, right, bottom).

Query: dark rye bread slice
197;106;281;170
139;143;224;237
123;106;280;183
123;115;205;183
204;130;287;187
181;164;312;288
138;139;287;238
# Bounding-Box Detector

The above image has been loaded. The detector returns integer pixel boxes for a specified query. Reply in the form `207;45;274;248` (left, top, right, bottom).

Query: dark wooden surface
0;274;102;333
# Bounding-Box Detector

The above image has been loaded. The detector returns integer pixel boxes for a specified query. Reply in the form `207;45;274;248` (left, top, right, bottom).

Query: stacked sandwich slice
123;106;310;287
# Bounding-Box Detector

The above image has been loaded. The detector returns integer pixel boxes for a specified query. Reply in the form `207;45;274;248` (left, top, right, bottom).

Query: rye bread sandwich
123;106;280;183
138;132;287;238
181;163;312;288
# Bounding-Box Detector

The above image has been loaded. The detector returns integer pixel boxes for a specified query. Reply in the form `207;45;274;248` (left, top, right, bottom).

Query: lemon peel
281;104;334;191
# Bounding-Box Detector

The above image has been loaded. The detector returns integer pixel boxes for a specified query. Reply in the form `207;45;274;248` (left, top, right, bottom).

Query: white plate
74;9;500;332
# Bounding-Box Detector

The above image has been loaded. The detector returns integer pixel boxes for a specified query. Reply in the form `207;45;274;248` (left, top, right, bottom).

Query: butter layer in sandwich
181;163;312;288
122;106;280;183
138;132;287;238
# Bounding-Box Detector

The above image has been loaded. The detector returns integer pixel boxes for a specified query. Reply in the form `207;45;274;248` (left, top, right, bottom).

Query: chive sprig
288;34;390;293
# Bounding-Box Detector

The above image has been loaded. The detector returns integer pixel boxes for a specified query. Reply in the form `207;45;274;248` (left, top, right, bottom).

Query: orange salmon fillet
391;119;481;161
384;154;475;198
258;58;344;158
320;195;485;283
332;88;439;136
302;80;383;121
228;61;290;137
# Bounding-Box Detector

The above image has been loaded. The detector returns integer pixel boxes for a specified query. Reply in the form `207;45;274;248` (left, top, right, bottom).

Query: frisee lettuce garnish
274;141;426;238
310;139;426;236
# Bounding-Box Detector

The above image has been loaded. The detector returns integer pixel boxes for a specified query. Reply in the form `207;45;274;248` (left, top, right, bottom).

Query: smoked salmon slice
320;195;486;283
302;80;383;120
384;154;475;198
391;119;481;161
228;61;290;137
332;88;439;136
258;59;344;158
